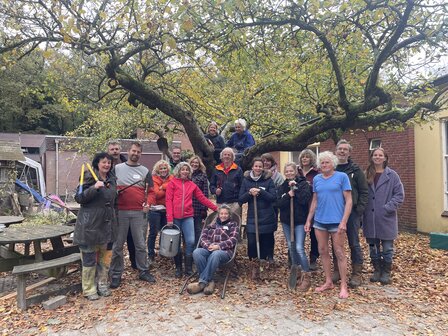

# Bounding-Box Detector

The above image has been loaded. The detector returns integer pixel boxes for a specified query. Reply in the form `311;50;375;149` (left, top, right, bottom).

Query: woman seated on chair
187;204;239;295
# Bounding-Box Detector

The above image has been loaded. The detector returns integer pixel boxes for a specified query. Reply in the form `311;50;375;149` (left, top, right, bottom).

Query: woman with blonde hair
277;162;312;290
305;151;352;299
147;160;173;262
166;162;218;277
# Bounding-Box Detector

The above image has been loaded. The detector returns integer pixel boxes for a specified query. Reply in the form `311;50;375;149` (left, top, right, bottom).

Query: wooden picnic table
0;224;78;272
0;216;24;228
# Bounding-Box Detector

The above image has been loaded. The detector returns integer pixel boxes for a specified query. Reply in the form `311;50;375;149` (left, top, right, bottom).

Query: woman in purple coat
363;148;404;285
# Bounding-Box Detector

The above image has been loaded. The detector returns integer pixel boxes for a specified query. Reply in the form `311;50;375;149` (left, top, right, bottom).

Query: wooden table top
0;216;24;225
0;225;74;244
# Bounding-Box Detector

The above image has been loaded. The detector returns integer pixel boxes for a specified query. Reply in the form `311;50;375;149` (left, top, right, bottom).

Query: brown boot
251;262;260;280
297;272;311;292
203;281;215;295
332;262;341;283
186;282;205;294
349;264;363;288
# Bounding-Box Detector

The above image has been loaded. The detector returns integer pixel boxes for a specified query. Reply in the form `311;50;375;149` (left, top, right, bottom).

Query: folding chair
180;212;241;299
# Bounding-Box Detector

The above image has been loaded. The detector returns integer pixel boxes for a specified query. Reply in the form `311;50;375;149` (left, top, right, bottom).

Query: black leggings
247;232;275;260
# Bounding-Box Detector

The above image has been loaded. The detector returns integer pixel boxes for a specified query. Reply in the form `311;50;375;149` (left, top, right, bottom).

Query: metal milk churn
159;225;181;257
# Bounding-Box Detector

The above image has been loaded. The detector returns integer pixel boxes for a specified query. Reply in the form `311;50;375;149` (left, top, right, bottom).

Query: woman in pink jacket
166;162;218;277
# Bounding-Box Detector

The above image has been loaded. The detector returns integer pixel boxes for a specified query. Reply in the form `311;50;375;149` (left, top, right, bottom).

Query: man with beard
332;139;368;288
107;140;136;270
107;140;127;167
110;142;156;288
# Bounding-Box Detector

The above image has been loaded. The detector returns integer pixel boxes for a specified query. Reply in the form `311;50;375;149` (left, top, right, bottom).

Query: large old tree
1;0;447;170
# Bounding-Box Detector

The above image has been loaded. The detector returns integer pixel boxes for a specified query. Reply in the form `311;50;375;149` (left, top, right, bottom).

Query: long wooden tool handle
254;194;260;260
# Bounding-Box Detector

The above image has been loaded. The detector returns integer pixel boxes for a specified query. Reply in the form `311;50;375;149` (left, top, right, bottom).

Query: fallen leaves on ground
1;231;447;335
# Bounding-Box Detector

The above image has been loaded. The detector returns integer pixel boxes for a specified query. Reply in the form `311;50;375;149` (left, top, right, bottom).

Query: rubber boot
349;263;363;288
81;265;97;297
297;272;311;292
184;254;193;276
380;261;392;285
174;252;183;278
251;261;260;280
370;260;381;282
331;261;341;284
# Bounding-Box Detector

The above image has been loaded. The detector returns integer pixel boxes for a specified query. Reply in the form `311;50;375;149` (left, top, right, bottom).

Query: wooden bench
12;253;81;310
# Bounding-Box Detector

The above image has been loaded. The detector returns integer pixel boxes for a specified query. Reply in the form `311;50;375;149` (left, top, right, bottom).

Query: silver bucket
159;225;181;258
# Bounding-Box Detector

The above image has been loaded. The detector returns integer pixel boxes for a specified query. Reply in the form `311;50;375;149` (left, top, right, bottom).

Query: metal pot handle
160;224;180;232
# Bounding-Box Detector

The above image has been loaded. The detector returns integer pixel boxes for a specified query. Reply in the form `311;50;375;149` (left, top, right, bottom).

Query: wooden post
16;274;27;310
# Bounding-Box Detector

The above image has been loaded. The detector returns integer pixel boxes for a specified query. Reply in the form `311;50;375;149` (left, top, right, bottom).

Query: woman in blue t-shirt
305;151;352;299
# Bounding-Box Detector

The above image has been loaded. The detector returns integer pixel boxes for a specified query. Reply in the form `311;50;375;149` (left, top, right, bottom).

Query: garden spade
253;194;264;273
288;185;299;290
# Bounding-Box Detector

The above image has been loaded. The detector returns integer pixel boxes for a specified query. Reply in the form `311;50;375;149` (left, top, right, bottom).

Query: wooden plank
0;245;24;259
50;236;64;251
16;274;26;310
12;253;81;275
26;283;82;308
1;268;78;301
1;277;56;301
0;225;74;244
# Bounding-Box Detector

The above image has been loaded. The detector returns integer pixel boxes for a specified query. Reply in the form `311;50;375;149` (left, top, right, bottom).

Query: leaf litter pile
1;230;447;335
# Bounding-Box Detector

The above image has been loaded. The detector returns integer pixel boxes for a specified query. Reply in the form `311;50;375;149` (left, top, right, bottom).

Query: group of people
74;130;404;300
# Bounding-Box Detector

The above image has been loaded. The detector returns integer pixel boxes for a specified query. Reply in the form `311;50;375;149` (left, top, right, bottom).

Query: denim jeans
346;212;364;265
282;223;310;272
193;248;230;284
174;217;195;255
366;238;394;263
147;211;167;257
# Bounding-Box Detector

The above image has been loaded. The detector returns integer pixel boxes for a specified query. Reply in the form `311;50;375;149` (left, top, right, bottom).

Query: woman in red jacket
166;162;218;277
147;160;173;263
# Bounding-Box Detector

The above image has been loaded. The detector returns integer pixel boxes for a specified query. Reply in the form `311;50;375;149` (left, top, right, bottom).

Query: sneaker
86;293;100;301
139;271;156;283
110;277;121;289
309;261;318;271
203;281;215;295
98;287;112;297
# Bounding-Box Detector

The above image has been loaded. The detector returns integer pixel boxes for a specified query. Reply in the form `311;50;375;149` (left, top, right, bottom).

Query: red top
151;174;174;206
166;177;217;222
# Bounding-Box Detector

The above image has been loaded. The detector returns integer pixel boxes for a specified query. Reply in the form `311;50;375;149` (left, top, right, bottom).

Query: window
369;139;382;151
442;120;448;211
